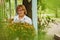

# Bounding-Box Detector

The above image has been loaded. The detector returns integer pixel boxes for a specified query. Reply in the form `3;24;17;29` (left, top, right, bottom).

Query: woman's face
17;7;25;17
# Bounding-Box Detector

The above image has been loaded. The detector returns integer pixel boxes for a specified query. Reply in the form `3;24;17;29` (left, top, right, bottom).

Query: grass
38;31;54;40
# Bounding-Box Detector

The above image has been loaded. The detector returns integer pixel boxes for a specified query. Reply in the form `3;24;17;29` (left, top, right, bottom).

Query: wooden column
32;0;38;40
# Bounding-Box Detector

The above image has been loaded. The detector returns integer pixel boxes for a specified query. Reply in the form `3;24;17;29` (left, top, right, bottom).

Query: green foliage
0;22;35;40
38;0;60;18
38;16;51;30
38;16;54;40
6;0;9;2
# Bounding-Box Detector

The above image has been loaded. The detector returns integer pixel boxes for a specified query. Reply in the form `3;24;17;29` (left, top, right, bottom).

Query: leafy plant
0;21;36;40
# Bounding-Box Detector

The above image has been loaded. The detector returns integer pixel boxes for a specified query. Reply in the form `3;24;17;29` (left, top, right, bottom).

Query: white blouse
13;15;32;25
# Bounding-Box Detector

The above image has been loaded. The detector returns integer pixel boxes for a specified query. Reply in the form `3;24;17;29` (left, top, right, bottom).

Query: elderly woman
13;5;32;24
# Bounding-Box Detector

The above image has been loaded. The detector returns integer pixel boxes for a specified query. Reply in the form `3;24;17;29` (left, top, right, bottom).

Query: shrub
0;22;35;40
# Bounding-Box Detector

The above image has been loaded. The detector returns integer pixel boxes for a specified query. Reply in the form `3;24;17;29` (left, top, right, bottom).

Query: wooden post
32;0;38;40
9;0;11;19
15;0;17;10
